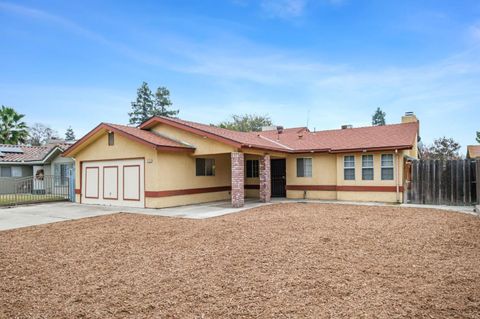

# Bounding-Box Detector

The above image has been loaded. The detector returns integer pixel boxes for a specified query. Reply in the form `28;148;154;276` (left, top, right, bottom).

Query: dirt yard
1;203;479;318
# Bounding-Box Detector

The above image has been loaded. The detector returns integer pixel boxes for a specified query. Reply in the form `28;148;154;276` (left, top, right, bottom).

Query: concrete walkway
0;200;268;231
1;199;477;232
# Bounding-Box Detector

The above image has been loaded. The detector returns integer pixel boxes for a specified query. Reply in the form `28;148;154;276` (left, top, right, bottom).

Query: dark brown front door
271;159;286;197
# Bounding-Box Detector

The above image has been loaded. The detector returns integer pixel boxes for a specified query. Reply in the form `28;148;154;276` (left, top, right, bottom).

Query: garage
81;159;144;207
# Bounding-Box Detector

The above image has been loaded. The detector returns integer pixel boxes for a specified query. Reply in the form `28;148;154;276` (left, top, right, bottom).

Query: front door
271;159;286;197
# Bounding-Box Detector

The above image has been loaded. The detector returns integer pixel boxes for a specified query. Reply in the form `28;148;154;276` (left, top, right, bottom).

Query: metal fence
406;159;477;206
0;175;71;206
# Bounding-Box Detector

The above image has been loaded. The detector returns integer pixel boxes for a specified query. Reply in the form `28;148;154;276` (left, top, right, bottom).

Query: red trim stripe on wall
286;185;404;192
144;184;403;198
145;186;231;198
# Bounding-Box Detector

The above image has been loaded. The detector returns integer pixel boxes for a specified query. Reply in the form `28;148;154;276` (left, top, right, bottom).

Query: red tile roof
140;117;295;151
106;123;194;149
255;122;419;152
141;116;418;153
63;123;195;157
0;143;67;163
467;145;480;158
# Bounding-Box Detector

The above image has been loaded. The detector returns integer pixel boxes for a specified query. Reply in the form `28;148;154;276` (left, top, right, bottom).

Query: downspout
395;149;400;203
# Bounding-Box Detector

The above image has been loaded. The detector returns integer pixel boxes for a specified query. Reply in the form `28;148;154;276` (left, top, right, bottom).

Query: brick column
231;152;245;208
259;154;271;202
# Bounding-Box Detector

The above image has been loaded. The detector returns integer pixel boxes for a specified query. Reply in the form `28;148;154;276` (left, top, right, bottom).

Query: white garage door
82;159;144;207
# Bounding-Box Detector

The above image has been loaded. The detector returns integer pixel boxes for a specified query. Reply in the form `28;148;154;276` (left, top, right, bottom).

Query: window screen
196;158;215;176
344;156;355;180
381;154;394;180
296;158;312;177
362;155;374;180
1;166;12;177
11;166;22;177
246;160;259;178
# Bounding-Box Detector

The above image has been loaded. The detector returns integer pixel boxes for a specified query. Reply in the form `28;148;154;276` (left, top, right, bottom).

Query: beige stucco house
63;112;419;208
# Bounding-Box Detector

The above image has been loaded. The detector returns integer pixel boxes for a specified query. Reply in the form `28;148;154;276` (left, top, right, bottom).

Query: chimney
261;126;277;131
276;126;284;134
401;112;418;124
46;138;65;146
341;124;353;129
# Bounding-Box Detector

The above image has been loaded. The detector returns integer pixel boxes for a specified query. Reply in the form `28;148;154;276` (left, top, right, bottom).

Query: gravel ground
1;203;479;319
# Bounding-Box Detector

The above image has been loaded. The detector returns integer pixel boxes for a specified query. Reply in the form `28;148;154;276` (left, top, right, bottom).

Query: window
246;160;259;178
362;155;374;180
54;163;71;186
108;132;114;146
11;166;22;177
381;154;394;180
296;158;312;177
196;158;215;176
344;156;355;180
0;166;12;177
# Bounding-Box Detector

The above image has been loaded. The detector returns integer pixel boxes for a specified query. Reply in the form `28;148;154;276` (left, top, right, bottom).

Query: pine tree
129;82;154;125
476;131;480;143
422;137;461;160
153;87;179;118
372;107;386;126
65;126;76;141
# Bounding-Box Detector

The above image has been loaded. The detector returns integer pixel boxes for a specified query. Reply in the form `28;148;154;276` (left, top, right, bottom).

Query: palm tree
0;106;29;144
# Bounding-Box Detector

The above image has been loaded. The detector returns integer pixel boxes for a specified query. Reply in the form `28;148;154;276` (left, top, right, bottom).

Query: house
467;145;480;159
63;112;419;208
0;140;75;193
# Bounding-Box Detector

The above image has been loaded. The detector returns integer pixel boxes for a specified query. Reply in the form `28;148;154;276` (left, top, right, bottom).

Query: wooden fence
406;159;477;206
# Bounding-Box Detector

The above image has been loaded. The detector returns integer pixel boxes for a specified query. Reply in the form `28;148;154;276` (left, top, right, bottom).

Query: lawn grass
0;193;67;205
1;203;479;318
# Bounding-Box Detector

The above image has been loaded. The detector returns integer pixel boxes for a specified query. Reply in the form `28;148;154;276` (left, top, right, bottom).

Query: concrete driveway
0;203;120;231
0;200;268;231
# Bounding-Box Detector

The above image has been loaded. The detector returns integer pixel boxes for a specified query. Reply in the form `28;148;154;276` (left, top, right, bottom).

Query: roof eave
329;145;413;154
155;145;195;153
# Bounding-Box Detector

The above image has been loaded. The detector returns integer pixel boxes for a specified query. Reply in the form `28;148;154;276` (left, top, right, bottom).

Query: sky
1;0;479;153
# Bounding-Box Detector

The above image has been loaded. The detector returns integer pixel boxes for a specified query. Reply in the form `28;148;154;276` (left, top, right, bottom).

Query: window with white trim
196;158;215;176
362;155;374;180
296;158;312;177
381;154;394;180
344;156;355;180
246;160;259;178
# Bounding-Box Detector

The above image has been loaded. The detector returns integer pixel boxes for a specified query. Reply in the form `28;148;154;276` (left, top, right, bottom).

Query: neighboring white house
0;140;75;194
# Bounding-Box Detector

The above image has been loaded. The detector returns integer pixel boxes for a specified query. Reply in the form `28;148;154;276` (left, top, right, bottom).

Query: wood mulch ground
1;203;479;318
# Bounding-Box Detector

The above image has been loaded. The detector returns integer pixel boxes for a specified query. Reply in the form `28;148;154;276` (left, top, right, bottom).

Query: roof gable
62;123;195;157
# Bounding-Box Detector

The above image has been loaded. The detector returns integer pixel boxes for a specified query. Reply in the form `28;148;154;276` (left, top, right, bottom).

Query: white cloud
1;1;479;149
